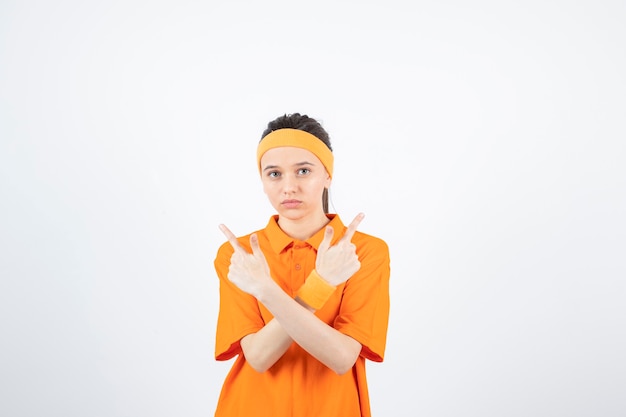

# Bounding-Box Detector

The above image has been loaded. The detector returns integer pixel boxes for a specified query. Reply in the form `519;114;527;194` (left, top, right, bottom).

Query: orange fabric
214;214;390;417
296;269;337;310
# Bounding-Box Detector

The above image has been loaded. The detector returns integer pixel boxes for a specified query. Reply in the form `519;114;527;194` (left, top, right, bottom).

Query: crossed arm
219;214;365;375
240;292;360;375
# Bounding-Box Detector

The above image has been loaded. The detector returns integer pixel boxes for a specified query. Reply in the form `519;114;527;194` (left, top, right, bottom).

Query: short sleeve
214;241;265;361
334;235;390;362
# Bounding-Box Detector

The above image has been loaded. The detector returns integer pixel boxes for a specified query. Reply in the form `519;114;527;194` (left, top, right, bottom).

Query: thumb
317;226;334;254
249;233;263;257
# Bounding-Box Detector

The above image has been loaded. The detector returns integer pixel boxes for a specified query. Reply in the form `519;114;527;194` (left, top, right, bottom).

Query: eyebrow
263;161;316;172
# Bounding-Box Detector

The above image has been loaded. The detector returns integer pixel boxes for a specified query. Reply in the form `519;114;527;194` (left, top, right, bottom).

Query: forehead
260;146;322;167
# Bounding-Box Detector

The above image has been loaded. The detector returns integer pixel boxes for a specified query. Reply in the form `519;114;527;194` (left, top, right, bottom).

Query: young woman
214;113;390;417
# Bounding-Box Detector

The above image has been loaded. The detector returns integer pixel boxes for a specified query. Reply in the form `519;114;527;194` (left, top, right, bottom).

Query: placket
290;241;312;294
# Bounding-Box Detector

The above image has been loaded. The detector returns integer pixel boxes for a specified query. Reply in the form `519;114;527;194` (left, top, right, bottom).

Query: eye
267;171;281;178
297;168;311;175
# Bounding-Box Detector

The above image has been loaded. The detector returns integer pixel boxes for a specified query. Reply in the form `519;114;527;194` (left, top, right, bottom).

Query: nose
282;174;298;194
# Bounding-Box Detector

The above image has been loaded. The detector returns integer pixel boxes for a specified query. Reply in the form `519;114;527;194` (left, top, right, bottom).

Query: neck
278;212;331;241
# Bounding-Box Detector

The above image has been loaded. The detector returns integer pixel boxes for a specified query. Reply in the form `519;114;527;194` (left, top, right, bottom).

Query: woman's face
260;146;331;222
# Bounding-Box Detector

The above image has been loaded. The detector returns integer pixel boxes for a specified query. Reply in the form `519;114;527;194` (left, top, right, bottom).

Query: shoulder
352;230;390;260
348;231;390;281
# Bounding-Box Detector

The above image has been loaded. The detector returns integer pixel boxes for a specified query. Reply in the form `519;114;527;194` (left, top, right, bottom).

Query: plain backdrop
1;1;625;416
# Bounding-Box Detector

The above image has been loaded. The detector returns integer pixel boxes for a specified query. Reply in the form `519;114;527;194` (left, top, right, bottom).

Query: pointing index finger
341;212;365;242
219;224;245;252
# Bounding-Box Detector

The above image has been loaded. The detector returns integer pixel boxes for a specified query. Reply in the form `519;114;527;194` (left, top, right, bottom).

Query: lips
281;199;302;208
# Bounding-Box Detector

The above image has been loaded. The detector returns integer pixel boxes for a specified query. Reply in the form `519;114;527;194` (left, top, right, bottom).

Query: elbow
240;336;276;373
332;361;356;376
248;361;271;374
244;353;273;373
331;338;361;375
331;354;359;376
333;366;352;376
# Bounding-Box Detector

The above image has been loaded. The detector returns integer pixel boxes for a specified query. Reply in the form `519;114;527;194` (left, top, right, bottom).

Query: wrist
295;296;316;312
295;270;337;310
254;276;281;304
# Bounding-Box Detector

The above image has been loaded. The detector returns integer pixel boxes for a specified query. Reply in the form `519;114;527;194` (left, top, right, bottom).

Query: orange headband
257;128;334;178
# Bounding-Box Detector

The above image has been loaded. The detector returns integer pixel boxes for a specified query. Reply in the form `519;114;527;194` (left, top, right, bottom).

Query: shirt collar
265;214;346;254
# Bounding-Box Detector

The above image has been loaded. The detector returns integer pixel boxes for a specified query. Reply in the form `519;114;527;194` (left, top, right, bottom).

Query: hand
219;224;273;298
315;213;364;286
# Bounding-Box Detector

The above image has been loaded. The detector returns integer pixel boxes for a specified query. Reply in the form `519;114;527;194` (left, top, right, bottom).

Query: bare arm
219;214;364;375
254;281;361;375
239;298;314;373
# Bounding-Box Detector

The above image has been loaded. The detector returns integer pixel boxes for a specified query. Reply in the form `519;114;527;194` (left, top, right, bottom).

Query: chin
276;208;308;221
279;210;305;220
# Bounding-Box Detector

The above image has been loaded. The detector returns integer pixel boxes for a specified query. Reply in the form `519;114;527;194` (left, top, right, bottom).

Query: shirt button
295;264;301;270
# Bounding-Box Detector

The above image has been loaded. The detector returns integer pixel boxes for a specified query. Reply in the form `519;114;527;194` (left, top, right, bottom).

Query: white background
1;1;625;416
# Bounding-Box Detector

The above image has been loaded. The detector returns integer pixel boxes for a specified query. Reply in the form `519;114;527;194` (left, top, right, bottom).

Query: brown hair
261;113;333;213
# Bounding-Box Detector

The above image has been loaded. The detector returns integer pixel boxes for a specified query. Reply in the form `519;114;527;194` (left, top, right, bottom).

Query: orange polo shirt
214;214;390;417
